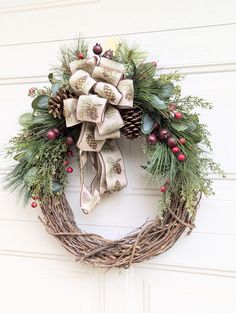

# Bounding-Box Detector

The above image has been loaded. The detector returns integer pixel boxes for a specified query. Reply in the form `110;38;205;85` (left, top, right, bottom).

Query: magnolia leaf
18;113;32;127
23;167;37;186
158;83;175;100
149;95;167;110
52;181;63;193
51;82;63;96
171;121;190;131
186;122;197;133
32;95;49;110
141;112;155;134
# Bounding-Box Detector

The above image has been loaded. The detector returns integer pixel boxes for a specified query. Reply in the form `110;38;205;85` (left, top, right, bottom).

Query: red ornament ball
31;202;37;208
52;128;60;137
67;167;73;173
167;137;176;147
178;153;186;161
172;146;180;154
103;49;113;59
160;186;167;193
179;137;186;145
159;129;170;141
67;149;74;157
77;52;84;59
64;159;69;166
174;112;183;120
66;136;75;145
147;133;157;145
28;88;35;96
46;129;57;140
93;43;103;55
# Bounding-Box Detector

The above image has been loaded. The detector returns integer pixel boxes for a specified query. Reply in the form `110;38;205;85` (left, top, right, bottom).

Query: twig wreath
5;39;222;268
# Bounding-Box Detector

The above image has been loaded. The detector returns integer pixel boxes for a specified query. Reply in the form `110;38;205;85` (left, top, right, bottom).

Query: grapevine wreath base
6;39;222;269
39;193;200;268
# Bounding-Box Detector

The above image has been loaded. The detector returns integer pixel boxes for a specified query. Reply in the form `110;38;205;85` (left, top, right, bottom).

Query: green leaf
52;181;63;193
23;167;37;186
32;95;49;110
18;113;32;127
171;121;190;131
31;114;48;125
51;82;63;96
48;73;54;84
149;95;167;110
157;82;174;100
141;112;155;134
186;122;197;133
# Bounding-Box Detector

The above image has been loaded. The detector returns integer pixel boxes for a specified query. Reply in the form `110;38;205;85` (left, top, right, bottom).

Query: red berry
93;43;103;55
179;137;186;145
31;202;37;208
66;136;75;145
174;112;183;120
67;150;74;157
168;102;176;111
159;129;170;141
160;186;167;193
152;61;157;67
147;133;157;145
46;130;57;140
28;88;35;96
78;52;84;59
167;137;176;147
32;195;38;200
52;128;60;137
178;153;186;161
172;146;180;154
64;159;69;166
67;167;73;173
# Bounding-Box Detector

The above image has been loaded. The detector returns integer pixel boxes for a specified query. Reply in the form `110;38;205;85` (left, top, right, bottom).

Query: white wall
0;1;236;312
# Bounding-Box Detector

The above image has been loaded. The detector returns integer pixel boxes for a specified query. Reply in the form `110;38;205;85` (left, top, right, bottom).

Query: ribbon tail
79;151;100;214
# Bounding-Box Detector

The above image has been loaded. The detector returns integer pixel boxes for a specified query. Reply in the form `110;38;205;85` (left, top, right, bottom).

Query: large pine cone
48;87;76;119
120;107;143;140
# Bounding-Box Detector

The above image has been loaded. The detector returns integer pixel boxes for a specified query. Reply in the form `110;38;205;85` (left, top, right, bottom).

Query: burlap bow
63;57;134;213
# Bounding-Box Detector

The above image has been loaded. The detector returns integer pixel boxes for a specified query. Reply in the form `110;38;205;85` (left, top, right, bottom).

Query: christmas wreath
5;39;222;268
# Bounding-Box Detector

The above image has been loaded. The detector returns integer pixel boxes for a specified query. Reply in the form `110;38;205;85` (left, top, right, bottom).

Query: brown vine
38;193;201;268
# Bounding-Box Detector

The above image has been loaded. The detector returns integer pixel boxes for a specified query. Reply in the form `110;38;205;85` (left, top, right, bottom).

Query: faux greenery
5;38;223;215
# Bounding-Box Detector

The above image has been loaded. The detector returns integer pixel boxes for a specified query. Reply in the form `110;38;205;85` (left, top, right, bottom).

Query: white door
0;1;236;312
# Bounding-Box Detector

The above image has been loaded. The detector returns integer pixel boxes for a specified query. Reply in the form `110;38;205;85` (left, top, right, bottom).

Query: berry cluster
146;103;187;193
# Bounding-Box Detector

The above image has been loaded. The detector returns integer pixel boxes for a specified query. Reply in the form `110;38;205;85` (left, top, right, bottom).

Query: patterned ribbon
63;57;134;213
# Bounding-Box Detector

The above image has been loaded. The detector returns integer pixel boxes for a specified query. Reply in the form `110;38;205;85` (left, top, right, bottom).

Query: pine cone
48;87;76;119
120;107;142;140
